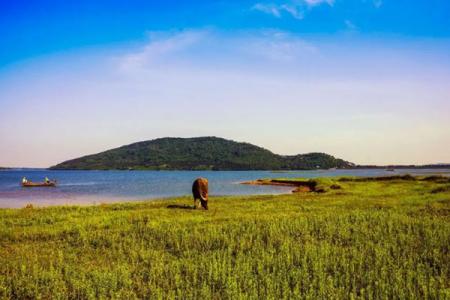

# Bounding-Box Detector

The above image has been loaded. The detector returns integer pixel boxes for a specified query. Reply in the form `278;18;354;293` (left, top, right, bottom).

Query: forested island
50;137;354;170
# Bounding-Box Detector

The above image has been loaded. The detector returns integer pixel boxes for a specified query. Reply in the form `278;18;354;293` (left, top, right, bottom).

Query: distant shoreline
353;164;450;169
2;165;450;171
48;165;450;171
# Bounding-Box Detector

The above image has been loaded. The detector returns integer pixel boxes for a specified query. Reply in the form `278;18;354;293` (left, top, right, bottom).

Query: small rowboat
22;181;57;187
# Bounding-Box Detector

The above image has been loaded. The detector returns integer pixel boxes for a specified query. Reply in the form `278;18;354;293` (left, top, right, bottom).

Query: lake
1;168;449;208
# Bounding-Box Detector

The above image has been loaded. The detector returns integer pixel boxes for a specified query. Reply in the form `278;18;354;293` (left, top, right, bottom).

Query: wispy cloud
252;3;303;19
304;0;334;7
252;0;334;20
120;29;318;71
120;30;207;70
280;4;304;19
252;3;282;18
241;30;317;61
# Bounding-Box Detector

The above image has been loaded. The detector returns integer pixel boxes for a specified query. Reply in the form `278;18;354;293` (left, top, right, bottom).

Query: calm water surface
0;169;449;208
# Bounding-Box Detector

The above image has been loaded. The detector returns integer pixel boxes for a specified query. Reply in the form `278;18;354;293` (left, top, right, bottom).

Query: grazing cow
192;177;208;210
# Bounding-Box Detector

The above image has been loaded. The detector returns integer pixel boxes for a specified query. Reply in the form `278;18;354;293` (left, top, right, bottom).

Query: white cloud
252;3;304;19
280;4;304;19
304;0;334;7
120;30;207;70
252;3;282;18
252;0;334;20
119;29;318;71
241;30;317;61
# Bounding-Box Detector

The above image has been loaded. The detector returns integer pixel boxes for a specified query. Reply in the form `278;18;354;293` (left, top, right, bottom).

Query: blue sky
2;0;450;66
1;0;450;167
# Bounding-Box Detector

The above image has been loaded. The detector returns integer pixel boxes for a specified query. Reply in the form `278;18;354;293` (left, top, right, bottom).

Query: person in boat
22;177;28;184
44;177;50;184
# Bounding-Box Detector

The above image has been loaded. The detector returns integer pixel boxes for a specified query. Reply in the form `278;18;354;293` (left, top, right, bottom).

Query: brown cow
192;177;208;210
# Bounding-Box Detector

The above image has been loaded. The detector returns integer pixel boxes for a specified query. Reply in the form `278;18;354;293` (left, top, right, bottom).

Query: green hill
50;137;354;170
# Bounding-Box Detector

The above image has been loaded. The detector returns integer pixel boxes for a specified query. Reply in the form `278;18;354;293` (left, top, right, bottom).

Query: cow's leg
200;199;208;210
193;198;199;209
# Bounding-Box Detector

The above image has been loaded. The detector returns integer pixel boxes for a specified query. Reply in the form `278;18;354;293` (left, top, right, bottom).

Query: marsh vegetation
0;176;449;298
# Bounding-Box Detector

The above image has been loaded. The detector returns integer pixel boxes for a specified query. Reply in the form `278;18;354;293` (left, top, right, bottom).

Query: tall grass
0;179;449;299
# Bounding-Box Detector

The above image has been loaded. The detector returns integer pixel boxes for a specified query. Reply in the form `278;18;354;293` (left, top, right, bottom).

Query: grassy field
0;176;449;299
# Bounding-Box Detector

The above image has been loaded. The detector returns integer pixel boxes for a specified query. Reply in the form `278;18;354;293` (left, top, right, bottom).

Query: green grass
0;178;449;299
